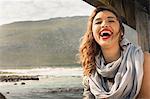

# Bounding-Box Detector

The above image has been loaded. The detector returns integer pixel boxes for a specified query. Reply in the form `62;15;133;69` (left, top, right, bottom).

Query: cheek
112;29;122;43
92;25;100;40
113;23;120;33
92;24;101;35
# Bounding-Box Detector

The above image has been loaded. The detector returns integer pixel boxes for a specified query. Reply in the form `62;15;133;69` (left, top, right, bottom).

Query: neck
101;44;121;64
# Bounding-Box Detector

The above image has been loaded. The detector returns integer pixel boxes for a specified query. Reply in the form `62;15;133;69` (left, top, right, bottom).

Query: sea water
0;67;83;99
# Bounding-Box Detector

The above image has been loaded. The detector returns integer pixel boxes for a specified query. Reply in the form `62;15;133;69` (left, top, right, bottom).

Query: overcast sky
0;0;94;25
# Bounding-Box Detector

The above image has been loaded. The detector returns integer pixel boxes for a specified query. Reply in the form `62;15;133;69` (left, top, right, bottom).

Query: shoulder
138;51;150;98
143;52;150;81
144;52;150;63
143;52;150;71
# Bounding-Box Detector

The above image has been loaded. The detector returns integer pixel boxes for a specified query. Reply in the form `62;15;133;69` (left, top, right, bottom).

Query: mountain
0;16;138;69
0;16;88;69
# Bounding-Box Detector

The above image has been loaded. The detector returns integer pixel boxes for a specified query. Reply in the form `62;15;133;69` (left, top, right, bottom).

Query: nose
101;21;109;28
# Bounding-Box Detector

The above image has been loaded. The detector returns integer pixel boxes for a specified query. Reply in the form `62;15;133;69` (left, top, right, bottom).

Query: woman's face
92;10;121;49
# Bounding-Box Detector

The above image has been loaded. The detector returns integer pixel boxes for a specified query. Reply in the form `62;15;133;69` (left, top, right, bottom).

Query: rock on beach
0;75;39;82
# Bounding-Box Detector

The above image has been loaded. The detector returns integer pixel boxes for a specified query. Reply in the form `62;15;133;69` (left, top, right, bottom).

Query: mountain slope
0;16;88;68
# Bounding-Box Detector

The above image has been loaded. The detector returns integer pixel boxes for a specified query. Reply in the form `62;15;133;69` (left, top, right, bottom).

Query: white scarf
89;38;144;99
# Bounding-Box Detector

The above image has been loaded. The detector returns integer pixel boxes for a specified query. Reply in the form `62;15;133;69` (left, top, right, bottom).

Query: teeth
100;31;112;37
101;31;111;35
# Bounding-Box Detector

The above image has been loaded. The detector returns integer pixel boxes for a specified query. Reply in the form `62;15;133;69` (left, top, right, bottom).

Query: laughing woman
79;6;150;99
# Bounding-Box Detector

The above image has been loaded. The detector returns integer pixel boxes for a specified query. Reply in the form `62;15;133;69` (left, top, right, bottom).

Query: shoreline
0;67;82;76
0;75;83;99
0;67;83;99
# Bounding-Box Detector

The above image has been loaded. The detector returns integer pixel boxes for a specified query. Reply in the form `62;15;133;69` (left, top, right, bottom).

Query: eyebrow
94;16;116;21
107;16;116;19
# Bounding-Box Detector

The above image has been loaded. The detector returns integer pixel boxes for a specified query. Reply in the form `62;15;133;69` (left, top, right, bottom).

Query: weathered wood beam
83;0;104;7
135;1;150;52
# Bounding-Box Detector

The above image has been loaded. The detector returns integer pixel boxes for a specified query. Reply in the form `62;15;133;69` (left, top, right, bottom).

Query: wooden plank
135;1;150;51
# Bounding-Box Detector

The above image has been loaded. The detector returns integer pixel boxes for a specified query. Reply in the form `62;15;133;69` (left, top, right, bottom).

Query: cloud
0;0;94;25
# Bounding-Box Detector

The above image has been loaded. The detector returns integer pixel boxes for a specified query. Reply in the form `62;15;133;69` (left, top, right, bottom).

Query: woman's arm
82;76;95;99
138;52;150;98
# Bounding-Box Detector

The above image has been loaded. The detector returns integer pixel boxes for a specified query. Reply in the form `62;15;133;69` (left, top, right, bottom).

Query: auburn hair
79;6;124;76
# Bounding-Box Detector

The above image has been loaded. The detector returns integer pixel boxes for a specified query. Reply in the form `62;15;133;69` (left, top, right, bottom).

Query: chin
99;42;113;49
100;44;110;48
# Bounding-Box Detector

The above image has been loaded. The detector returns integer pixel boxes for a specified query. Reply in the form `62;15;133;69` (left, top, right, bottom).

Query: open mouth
100;32;111;37
99;29;113;40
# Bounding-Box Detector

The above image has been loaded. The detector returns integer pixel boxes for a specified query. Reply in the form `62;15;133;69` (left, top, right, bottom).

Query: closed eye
108;20;115;22
95;21;102;24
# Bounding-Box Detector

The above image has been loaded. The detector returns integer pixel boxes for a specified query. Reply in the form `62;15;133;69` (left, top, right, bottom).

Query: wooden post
83;0;150;52
135;1;150;52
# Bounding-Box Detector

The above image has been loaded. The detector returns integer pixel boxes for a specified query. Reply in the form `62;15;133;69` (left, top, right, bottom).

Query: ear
121;32;123;36
119;32;124;41
121;31;124;37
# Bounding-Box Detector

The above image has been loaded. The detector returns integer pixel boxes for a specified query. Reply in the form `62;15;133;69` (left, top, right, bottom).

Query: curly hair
79;6;125;76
